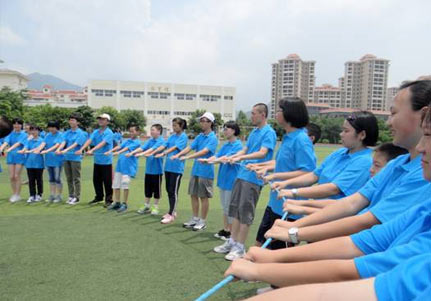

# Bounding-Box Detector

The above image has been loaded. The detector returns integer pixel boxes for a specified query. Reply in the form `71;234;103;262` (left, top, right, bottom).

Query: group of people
0;79;430;300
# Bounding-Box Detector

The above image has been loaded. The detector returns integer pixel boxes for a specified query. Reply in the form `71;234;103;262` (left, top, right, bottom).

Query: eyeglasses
200;119;211;123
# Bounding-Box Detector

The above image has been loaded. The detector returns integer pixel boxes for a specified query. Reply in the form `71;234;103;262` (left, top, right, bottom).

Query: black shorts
145;174;162;199
255;206;295;250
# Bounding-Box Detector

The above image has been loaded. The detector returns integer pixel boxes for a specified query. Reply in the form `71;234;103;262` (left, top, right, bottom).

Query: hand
198;158;208;164
277;189;294;200
246;163;256;170
86;150;93;156
179;156;187;161
134;153;143;157
283;200;304;215
170;154;179;160
74;150;82;155
271;181;288;191
40;150;49;155
154;153;164;158
264;225;291;242
224;258;258;282
255;168;267;178
219;156;228;164
144;153;152;157
33;149;41;154
113;151;120;156
244;247;277;263
263;174;275;184
103;151;111;156
229;156;241;164
17;150;24;154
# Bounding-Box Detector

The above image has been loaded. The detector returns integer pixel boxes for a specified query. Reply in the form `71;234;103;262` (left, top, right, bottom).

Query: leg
55;166;63;196
64;161;74;198
27;169;36;197
153;174;162;206
122;189;129;203
113;188;121;203
93;164;104;201
72;161;81;200
230;218;241;241
200;197;209;220
103;164;113;203
8;164;16;195
36;169;44;196
237;223;251;244
191;195;199;217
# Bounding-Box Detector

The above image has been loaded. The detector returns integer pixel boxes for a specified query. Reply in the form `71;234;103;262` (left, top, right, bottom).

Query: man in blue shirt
77;113;114;207
173;112;219;231
57;113;88;205
213;103;277;261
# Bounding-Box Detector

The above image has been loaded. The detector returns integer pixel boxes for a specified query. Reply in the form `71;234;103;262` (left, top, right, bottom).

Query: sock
200;219;206;223
193;216;199;221
236;242;245;250
122;202;127;207
228;238;236;245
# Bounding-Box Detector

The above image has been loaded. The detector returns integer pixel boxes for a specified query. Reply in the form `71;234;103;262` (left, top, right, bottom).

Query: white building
313;84;342;108
88;80;236;132
0;69;29;91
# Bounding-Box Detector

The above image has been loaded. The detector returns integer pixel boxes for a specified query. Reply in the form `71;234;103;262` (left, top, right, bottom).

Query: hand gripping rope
195;178;289;301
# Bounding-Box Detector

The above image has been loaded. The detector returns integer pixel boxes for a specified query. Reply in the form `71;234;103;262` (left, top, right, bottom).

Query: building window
147;92;159;99
160;92;171;99
147;110;170;115
120;90;132;98
224;96;233;100
200;94;221;102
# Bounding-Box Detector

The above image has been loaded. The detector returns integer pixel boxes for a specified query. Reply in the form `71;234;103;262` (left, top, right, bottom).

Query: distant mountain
27;72;83;91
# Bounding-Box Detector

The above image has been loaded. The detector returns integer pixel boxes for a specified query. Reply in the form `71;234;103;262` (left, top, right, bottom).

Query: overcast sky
1;0;430;110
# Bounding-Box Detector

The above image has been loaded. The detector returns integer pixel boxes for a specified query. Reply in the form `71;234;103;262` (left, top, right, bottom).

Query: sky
1;0;430;110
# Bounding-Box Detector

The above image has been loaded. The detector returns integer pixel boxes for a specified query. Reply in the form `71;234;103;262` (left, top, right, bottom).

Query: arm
105;145;122;155
87;140;107;155
113;146;129;156
182;147;209;160
0;142;8;152
171;146;192;159
61;142;78;154
230;146;269;163
271;172;318;190
277;183;341;200
264;170;310;183
76;139;92;154
287;199;338;209
6;141;23;153
282;203;322;215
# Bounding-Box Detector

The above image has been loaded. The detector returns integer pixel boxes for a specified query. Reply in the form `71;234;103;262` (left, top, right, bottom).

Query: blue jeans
47;166;62;185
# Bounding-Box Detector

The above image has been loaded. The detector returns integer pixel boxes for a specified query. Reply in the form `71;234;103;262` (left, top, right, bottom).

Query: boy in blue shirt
18;125;45;203
105;125;142;213
128;124;165;215
199;121;243;240
173;112;219;231
77;113;114;207
214;103;277;261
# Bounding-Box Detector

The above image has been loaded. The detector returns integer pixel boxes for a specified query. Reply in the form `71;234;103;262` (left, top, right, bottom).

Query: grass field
0;144;338;301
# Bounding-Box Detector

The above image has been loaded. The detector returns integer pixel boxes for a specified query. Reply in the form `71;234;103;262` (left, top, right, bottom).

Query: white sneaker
67;197;73;204
225;245;245;261
69;198;78;205
183;217;200;228
213;240;235;254
26;196;35;203
257;286;274;295
35;195;42;202
193;219;207;231
10;194;21;203
53;196;62;203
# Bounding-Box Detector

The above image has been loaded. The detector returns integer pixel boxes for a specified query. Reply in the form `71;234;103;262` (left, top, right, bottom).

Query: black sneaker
214;229;231;241
88;199;103;205
107;202;121;210
103;201;113;208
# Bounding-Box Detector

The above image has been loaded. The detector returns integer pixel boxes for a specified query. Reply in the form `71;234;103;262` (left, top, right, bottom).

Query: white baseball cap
198;112;215;123
97;113;111;121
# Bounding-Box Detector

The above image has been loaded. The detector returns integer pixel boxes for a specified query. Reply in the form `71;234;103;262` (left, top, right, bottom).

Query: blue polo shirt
63;128;88;162
90;127;114;165
216;139;243;190
313;147;372;199
141;136;165;175
24;137;45;169
44;132;64;167
113;132;122;146
190;131;218;179
115;138;142;177
237;125;277;186
269;128;317;216
164;132;188;174
351;201;431;279
358;154;430;222
4;130;27;165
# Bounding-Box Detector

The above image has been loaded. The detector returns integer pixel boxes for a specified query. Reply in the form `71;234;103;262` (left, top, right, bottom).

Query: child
173;112;219;231
106;125;142;212
199;121;243;240
153;118;188;224
128;124;165;215
18;126;45;203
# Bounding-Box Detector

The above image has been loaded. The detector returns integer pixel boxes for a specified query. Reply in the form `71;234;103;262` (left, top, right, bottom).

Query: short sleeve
294;138;316;171
205;136;218;154
190;135;200;151
90;130;97;141
77;132;88;145
261;130;276;151
175;134;188;151
152;138;165;149
332;157;371;196
141;140;151;151
103;131;113;144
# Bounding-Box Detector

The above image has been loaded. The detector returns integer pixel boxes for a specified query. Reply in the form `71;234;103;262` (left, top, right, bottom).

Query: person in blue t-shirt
77;113;114;207
199;121;243;240
0;118;27;203
265;80;431;244
57;113;88;205
128;124;165;215
33;121;65;203
18;125;45;203
153;118;188;224
104;125;142;213
172;112;219;232
213;103;277;261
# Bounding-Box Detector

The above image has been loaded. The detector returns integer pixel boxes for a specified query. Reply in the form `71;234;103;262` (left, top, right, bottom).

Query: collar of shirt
283;128;305;141
343;147;372;158
397;153;422;172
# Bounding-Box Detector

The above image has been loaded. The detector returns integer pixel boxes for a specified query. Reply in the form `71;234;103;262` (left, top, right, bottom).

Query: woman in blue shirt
18;125;45;203
172;112;219;231
273;111;378;201
0;118;27;203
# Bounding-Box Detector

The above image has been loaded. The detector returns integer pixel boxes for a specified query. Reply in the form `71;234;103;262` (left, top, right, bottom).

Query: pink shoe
161;214;175;224
161;213;170;220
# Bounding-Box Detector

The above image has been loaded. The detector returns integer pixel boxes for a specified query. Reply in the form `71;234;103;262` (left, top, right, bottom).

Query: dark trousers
93;164;113;203
165;171;182;215
27;168;44;197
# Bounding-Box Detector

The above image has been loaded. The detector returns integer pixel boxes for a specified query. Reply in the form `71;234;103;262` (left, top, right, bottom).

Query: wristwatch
291;188;299;199
288;227;299;244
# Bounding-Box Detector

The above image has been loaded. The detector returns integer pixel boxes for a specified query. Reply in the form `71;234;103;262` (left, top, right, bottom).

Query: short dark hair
29;125;41;132
172;117;187;130
346;111;379;147
253;103;268;118
152;124;163;135
0;116;13;138
224;120;241;136
306;122;321;144
422;106;431;130
128;124;140;132
399;80;431;111
278;97;309;128
12;118;24;125
47;120;60;129
69;113;82;122
375;143;408;162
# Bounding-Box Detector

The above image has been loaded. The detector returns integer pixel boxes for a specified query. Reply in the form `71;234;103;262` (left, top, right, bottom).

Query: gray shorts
188;176;214;198
228;179;262;225
220;188;233;224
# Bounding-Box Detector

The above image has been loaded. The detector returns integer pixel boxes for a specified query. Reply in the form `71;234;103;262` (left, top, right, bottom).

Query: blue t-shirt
4;130;27;165
269;128;317;216
216;139;243;190
190;132;219;179
113;132;122;146
164;132;188;174
237;125;277;186
115;138;142;177
375;254;431;301
89;128;114;165
351;201;431;279
313;147;372;199
358;154;431;222
24;137;45;169
141;136;165;175
43;132;64;167
63;128;88;162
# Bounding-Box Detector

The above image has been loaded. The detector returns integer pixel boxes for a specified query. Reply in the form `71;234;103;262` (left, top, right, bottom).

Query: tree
23;105;72;129
73;105;95;130
236;110;253;138
268;119;284;140
0;87;25;120
119;109;147;130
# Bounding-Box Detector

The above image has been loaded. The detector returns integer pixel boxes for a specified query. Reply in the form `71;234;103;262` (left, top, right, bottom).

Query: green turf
0;144;339;301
